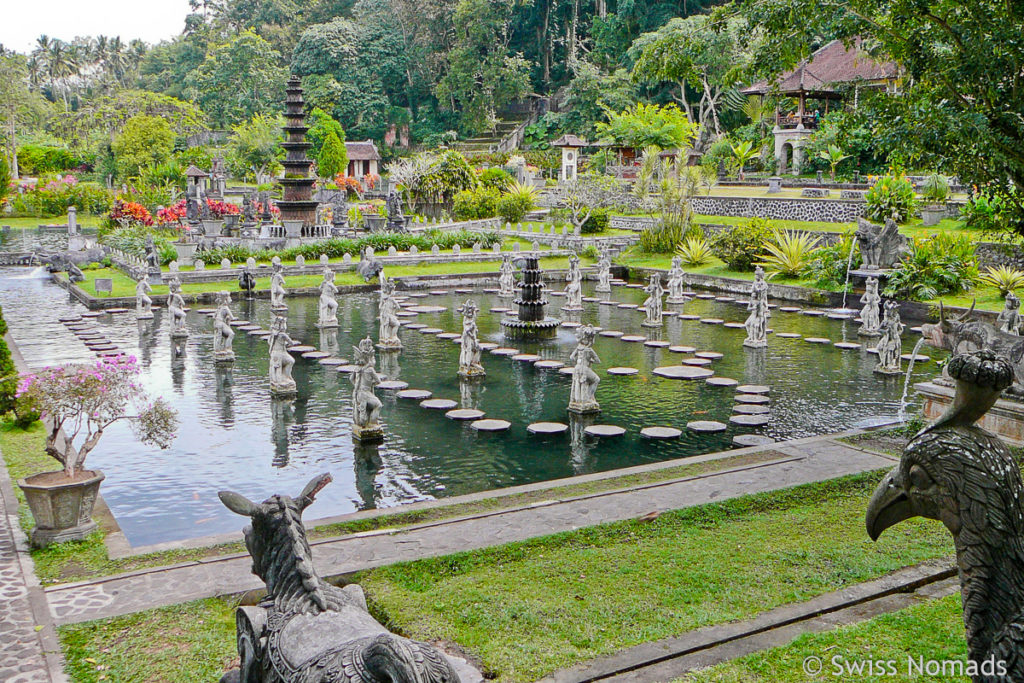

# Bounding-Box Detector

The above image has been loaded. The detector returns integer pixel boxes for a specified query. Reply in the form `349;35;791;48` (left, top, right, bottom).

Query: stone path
45;436;895;626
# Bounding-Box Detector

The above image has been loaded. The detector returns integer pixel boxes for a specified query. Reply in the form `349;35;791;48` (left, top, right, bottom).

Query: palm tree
107;37;129;85
46;40;78;110
730;140;759;181
818;144;852;182
26;55;43;91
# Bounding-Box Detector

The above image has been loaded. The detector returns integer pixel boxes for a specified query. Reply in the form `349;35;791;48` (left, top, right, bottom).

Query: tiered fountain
277;76;318;233
501;254;560;339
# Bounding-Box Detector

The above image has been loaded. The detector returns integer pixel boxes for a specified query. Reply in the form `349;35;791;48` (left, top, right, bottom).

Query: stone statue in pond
595;251;612;293
642;273;664;327
498;254;516;298
858;276;882;337
743;266;769;349
997;292;1021;336
458;300;484;378
218;473;460;683
213;290;236;362
874;300;904;374
351;337;384;442
317;269;339;329
666;256;687;303
866;350;1024;683
167;278;188;338
376;277;402;350
270;259;287;310
855;217;909;270
568;325;600;414
563;254;583;311
268;315;297;396
135;278;153;320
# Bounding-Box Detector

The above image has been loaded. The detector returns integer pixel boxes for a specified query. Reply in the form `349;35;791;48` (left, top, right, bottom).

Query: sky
1;0;193;54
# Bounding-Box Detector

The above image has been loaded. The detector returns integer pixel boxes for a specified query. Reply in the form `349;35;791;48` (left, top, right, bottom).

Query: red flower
110;198;154;227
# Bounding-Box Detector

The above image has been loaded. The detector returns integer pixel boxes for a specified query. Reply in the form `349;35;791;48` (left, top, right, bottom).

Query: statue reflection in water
214;365;235;427
136;316;157;368
459;377;484;410
379;348;401;383
319;328;340;359
270;396;295;467
353;441;383;510
568;413;597;474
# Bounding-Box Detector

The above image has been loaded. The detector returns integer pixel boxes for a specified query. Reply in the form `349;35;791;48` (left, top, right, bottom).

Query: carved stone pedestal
917;380;1024;445
743;339;768;349
568;401;601;415
352;423;385;442
270;381;297;397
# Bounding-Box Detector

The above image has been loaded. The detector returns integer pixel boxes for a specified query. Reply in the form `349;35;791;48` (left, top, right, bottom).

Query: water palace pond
0;266;940;546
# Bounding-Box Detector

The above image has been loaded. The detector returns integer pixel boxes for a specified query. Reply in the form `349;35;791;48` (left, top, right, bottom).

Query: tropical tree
226;113;284;183
596;103;698;151
730;140;758;180
111;114;176;180
818;144;851;181
318;131;347;179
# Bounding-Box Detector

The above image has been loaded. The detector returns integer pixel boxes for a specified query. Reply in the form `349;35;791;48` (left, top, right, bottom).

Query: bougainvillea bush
107;198;154;227
17;355;178;478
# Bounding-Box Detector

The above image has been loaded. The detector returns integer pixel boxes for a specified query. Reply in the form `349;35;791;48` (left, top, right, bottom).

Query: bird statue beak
866;468;915;541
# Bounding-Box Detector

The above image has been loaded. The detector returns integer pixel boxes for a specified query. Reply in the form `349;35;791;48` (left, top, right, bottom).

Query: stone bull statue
218;473;461;683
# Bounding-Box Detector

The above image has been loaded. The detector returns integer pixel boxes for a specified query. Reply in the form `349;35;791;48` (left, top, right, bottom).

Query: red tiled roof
551;134;589;147
345;140;381;161
743;38;899;96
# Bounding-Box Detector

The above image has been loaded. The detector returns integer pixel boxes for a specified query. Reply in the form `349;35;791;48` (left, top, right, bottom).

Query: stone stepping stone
607;367;639;376
723;322;746;329
735;394;771;404
599;300;617;306
779;306;801;313
429;290;448;295
682;358;713;367
534;360;564;370
558;367;575;376
301;351;330;359
290;345;316;353
910;326;923;333
408;305;446;314
644;340;670;348
472;419;511;432
336;365;360;373
700;318;724;325
197;308;216;314
583;297;601;302
229;320;250;327
621;335;646;343
59;315;82;322
396;311;418;317
706;377;739;387
695;294;715;300
737;384;770;394
404;323;427;330
714;296;735;302
584;424;627;437
626;283;644;289
663;311;679;317
97;350;123;357
687;420;727;433
801;310;825;317
421;398;458;410
87;344;117;351
549;291;566;297
106;307;130;314
238;325;261;332
454;288;472;294
617;303;638;309
490;307;511;313
375;379;407;390
512;353;541;362
419;328;443;334
408;292;429;298
901;353;931;362
776;332;801;339
397;389;432;399
560;321;581;328
446;408;485;420
653;365;714;380
730;414;770;426
834;342;862;350
490;347;519;356
483;288;499;294
478;342;498;351
669;345;696;353
248;329;271;336
641;426;682;439
804;337;831;344
318;358;348;366
451;339;463;345
437;332;460;340
81;312;103;318
734;404;771;415
695;351;724;360
77;332;104;339
676;314;701;321
827;313;854;320
529;421;569;435
599;330;624;338
866;347;879;355
733;434;777;447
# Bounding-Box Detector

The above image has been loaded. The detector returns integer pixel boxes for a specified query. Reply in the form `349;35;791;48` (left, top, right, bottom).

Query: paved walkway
45;437;895;626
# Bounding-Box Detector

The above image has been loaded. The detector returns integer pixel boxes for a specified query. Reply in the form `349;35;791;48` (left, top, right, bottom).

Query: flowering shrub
108;198;154;227
865;169;918;223
333;174;364;197
7;180;113;216
206;199;241;217
363;173;380;190
256;201;281;218
17;355;178;478
156;201;187;226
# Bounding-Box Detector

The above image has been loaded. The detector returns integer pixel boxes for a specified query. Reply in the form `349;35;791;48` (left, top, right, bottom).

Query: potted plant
920;173;950;226
15;355;177;547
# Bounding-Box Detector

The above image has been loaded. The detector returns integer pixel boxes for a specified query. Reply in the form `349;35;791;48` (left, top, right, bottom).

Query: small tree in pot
16;354;177;547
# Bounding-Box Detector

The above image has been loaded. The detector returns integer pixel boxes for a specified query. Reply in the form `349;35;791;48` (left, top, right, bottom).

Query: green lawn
1;214;104;229
615;249;826;292
685;594;967;682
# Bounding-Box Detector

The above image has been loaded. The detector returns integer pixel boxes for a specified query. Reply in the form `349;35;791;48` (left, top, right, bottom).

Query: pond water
0;267;941;546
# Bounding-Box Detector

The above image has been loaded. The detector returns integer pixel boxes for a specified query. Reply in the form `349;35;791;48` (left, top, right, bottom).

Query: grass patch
0;214;104;230
684;593;967;682
615;249;825;291
358;470;953;682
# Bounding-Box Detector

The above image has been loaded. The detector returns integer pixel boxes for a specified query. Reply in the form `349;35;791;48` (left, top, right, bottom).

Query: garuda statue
218;473;460;683
867;350;1024;682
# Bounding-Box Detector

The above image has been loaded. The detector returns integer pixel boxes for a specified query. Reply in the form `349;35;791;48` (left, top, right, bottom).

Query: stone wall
690;196;867;223
974;242;1024;270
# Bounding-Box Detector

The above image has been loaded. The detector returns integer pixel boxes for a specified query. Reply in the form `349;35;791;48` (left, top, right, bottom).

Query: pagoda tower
277;75;318;226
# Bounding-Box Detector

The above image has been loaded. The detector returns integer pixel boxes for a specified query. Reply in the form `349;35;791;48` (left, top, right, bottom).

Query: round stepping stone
901;353;931;362
653;365;714;380
779;306;801;313
723;322;745;329
687;420;727;433
512;353;541;362
249;330;271;337
408;292;428;298
676;314;701;321
472;419;511;432
695;294;715;300
437;333;460;340
801;310;825;317
714;296;735;302
290;345;316;353
229;320;249;327
490;307;511;313
197;308;216;315
733;434;777;447
336;365;359;373
695;351;724;360
106;307;130;314
77;332;104;339
827;313;854;320
706;377;739;387
397;389;432;400
408;305;446;314
97;350;123;357
59;315;82;322
834;342;862;350
730;414;770;426
607;367;639;376
534;360;564;370
429;290;447;295
804;337;831;344
558;366;575;376
733;404;771;415
621;335;646;343
446;408;485;420
421;398;457;410
599;300;617;306
682;357;713;367
599;330;624;338
454;288;472;294
490;347;519;356
737;385;770;394
419;327;443;334
735;394;771;404
478;342;498;351
776;332;801;339
404;323;427;330
617;303;638;309
377;380;409;390
644;340;670;348
626;283;644;289
669;345;696;354
560;321;581;328
81;311;103;318
318;357;347;366
549;291;566;297
910;326;923;333
302;351;330;359
583;297;600;302
700;318;724;325
238;325;261;332
88;344;117;351
640;426;682;440
866;347;879;355
396;311;417;318
584;424;627;437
